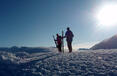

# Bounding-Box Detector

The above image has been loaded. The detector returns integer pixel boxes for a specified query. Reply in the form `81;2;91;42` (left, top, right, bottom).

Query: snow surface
0;48;117;76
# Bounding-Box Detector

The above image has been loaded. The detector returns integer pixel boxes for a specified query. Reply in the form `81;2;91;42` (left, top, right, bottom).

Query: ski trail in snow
18;52;59;63
23;53;60;65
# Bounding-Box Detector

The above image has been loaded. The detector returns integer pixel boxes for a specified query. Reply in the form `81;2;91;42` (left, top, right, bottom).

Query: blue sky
0;0;117;48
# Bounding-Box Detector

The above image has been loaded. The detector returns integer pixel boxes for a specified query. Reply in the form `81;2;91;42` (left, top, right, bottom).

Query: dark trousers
67;41;72;53
57;43;62;52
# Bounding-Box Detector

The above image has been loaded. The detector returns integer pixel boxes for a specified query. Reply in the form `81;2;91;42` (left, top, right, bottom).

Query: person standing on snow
65;27;74;53
56;34;62;52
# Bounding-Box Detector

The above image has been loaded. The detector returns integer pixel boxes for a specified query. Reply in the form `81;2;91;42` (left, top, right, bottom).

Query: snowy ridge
91;34;117;49
0;48;117;76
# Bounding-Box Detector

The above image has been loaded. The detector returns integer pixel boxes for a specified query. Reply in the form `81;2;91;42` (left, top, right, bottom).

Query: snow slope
91;34;117;50
0;48;117;76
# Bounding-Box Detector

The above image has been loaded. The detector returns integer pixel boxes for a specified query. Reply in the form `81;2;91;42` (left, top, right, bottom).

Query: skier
65;27;74;53
55;34;62;52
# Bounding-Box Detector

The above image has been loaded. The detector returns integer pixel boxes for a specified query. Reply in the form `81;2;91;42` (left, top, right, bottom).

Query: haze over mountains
91;34;117;50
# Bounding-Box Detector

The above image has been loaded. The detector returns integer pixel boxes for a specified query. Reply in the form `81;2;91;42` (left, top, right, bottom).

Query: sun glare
97;3;117;27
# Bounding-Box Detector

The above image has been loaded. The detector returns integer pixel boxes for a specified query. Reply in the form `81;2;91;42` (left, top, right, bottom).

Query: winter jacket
65;30;74;42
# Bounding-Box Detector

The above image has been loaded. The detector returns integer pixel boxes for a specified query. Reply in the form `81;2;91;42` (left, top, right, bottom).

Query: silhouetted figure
65;27;74;53
56;34;62;52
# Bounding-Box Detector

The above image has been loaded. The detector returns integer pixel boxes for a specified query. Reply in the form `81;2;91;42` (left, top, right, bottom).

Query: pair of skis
53;31;64;53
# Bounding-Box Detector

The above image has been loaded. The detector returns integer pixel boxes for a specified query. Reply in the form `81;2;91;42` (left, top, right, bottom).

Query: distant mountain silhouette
91;34;117;50
0;46;50;53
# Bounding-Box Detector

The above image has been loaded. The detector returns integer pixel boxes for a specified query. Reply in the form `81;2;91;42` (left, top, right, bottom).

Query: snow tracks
0;49;117;76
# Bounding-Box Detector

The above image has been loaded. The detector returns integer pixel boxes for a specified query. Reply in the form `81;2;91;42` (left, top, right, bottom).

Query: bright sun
97;3;117;27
